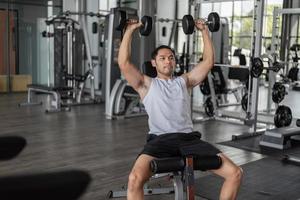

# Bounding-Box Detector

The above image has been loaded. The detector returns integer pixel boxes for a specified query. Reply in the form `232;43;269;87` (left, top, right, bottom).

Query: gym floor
0;88;299;200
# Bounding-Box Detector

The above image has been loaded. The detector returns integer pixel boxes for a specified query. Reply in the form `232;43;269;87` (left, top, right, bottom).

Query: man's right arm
118;23;151;99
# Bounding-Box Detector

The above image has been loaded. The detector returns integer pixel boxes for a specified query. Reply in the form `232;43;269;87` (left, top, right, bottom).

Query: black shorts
140;131;221;158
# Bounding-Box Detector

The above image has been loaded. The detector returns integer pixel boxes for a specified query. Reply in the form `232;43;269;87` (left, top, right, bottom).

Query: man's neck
157;74;173;80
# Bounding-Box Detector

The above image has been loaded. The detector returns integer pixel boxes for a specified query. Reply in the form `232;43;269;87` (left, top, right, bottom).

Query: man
118;18;243;200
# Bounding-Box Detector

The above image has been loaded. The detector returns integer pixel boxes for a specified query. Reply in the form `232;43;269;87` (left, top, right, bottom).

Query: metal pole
67;22;73;88
268;8;280;114
249;0;264;133
105;10;115;118
80;11;95;99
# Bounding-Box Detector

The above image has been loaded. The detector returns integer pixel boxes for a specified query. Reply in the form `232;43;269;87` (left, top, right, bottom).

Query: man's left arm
182;20;214;89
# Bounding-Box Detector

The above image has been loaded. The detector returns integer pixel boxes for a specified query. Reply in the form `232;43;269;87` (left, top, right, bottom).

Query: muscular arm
182;21;214;89
118;23;151;99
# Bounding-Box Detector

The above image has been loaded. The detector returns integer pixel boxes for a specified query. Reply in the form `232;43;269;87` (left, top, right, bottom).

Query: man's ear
151;59;156;67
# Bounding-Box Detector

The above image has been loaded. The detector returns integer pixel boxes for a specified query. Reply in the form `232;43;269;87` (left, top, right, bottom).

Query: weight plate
182;15;195;34
251;57;264;78
207;12;220;32
272;82;286;104
140;15;152;36
274;105;292;128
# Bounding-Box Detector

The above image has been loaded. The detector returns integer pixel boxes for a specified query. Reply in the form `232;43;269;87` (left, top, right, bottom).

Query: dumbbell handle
157;18;181;23
157;17;208;24
125;18;140;25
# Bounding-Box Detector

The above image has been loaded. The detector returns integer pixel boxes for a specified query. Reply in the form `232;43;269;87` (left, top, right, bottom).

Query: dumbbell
157;12;220;34
251;57;283;78
115;10;152;36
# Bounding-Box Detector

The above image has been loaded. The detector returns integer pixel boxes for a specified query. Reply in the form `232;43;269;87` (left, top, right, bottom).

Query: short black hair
151;45;175;60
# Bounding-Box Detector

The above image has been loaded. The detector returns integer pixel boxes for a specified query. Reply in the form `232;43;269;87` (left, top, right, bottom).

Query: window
198;0;283;65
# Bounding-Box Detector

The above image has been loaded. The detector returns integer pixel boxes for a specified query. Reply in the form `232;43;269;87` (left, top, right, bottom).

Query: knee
127;172;145;191
230;166;243;183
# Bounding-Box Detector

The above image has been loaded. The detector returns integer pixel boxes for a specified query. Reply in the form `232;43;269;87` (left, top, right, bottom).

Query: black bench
19;84;73;112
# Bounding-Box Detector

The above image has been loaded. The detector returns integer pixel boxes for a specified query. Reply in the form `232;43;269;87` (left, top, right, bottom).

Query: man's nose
165;58;172;64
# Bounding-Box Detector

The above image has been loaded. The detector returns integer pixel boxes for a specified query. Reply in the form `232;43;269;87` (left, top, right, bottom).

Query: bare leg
127;154;155;200
210;153;243;200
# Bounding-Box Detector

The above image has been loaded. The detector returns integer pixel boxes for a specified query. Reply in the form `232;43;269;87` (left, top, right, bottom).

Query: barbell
116;11;220;36
157;12;220;33
251;57;284;78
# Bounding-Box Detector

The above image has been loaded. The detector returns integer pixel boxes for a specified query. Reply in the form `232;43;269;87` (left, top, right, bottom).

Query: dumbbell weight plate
274;105;292;128
182;15;195;34
116;10;127;31
207;12;220;32
272;82;286;104
140;15;152;36
251;57;264;78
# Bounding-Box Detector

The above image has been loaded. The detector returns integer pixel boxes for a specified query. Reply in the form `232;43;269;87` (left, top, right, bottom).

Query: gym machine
287;44;300;89
196;59;285;127
205;55;299;146
287;48;300;93
20;11;101;112
231;0;265;139
197;64;250;119
191;1;299;144
258;8;300;149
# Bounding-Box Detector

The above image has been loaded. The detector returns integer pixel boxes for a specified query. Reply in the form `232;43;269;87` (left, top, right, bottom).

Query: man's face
151;48;176;77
